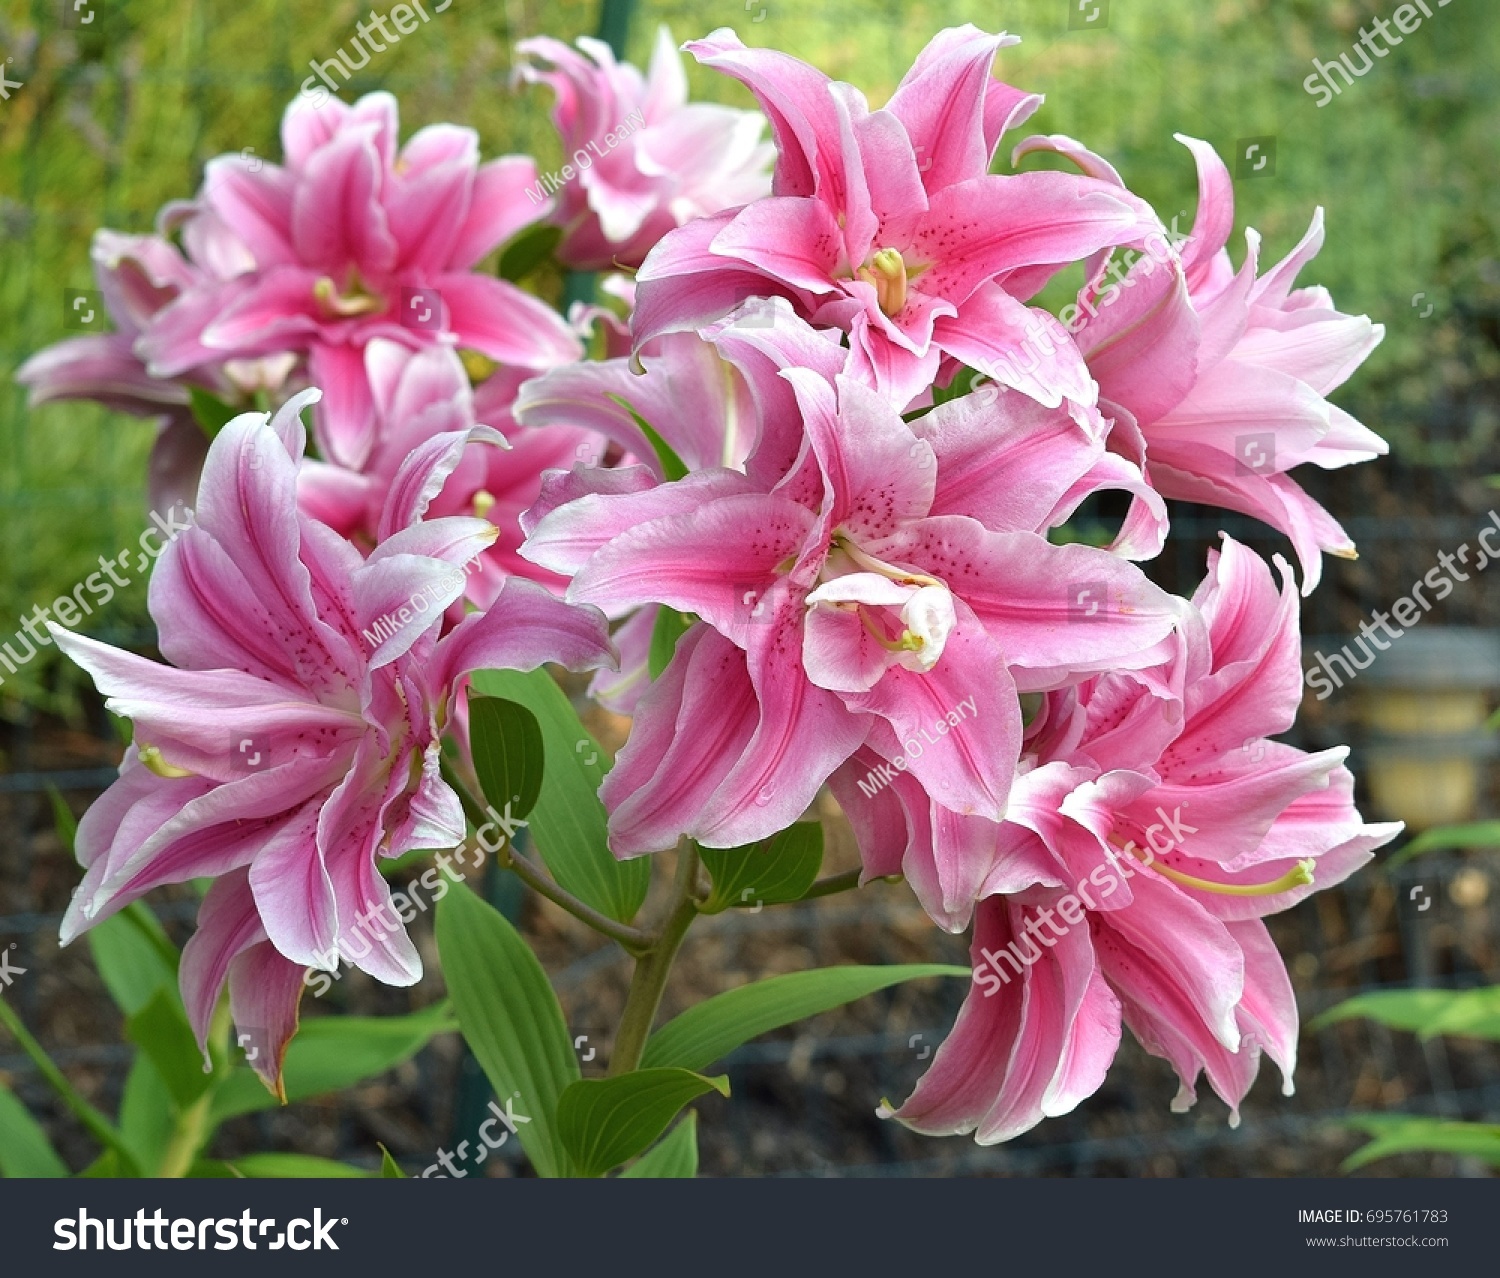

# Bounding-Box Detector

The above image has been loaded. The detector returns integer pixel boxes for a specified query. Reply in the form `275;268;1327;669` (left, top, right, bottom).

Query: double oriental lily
49;392;613;1093
523;329;1181;857
863;538;1400;1141
1073;135;1387;592
141;91;581;470
631;26;1162;410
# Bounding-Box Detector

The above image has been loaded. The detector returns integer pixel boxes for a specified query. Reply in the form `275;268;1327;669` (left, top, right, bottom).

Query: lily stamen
1126;844;1317;898
835;537;942;589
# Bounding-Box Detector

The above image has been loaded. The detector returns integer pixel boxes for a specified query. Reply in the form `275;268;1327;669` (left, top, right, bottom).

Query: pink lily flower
1069;135;1387;592
139;92;581;470
864;538;1399;1141
49;390;614;1092
522;315;1182;856
296;338;602;602
15;220;284;516
515;27;774;271
630;26;1162;409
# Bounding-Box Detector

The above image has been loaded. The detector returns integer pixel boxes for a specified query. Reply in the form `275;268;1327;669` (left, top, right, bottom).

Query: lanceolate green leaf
619;1111;699;1178
558;1069;728;1178
604;392;688;481
210;1002;455;1123
229;1153;373;1178
1314;986;1500;1041
0;1082;69;1177
436;882;579;1177
46;785;78;854
498;222;563;282
698;823;824;914
119;1054;176;1176
1386;821;1500;868
469;695;546;821
642;964;972;1072
380;1144;406;1178
188;386;241;437
648;607;695;680
1341;1115;1500;1170
87;903;179;1018
470;667;649;923
125;988;210;1110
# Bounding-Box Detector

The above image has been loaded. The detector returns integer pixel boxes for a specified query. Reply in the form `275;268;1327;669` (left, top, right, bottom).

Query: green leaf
649;607;695;681
1341;1115;1500;1170
210;1002;456;1123
188;386;241;437
184;1159;241;1177
498;223;563;282
699;822;824;915
619;1111;699;1178
119;1054;176;1176
379;1144;406;1178
77;1151;125;1177
46;785;77;855
87;903;179;1017
125;988;212;1109
470;667;649;923
1386;821;1500;868
643;964;972;1071
1313;986;1500;1040
0;1082;69;1177
229;1153;372;1178
436;882;579;1177
558;1069;728;1178
604;392;688;481
469;695;546;821
930;363;986;407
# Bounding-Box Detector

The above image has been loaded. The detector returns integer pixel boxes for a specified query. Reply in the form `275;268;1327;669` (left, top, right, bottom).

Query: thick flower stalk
49;391;614;1092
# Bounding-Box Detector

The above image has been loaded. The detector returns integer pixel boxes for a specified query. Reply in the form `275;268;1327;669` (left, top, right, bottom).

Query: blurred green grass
1;0;1496;714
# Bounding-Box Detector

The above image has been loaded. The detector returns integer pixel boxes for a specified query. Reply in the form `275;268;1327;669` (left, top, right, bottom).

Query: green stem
609;845;701;1076
157;999;231;1178
0;994;136;1170
501;844;652;954
800;869;864;900
440;755;650;953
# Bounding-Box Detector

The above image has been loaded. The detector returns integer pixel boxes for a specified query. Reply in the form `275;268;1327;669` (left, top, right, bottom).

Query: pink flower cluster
26;24;1396;1129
